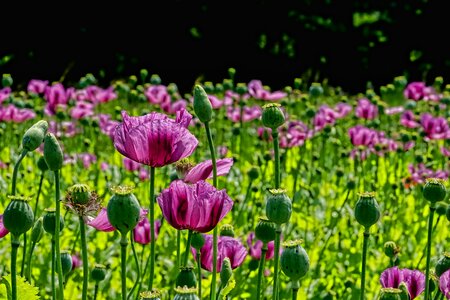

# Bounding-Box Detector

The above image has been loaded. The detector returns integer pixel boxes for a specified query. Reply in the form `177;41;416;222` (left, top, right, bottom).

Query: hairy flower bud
43;133;63;171
31;217;44;244
220;257;233;286
37;156;49;172
193;84;212;123
22;120;48;152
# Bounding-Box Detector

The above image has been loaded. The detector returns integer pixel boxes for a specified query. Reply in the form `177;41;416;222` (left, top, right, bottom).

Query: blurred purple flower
0;105;36;123
440;269;450;299
71;253;82;270
248;80;287;101
27;80;49;95
226;105;262;123
420;113;450;140
44;83;70;115
0;215;10;238
0;87;11;103
355;98;378;120
70;101;95;119
400;110;419;128
246;232;275;260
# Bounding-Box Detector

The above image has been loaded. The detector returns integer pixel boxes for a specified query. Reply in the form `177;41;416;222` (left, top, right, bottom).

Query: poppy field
0;71;449;300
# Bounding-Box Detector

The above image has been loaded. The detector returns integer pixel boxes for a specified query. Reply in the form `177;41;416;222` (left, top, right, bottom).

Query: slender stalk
128;232;140;300
292;280;300;300
272;131;280;188
93;284;99;300
256;244;268;300
79;216;89;300
26;240;37;283
52;238;56;300
148;166;156;290
197;252;202;299
177;230;181;268
11;235;20;300
360;229;370;300
33;173;45;222
424;206;436;300
183;230;193;266
21;233;27;277
205;122;218;300
11;150;27;195
54;170;64;300
120;234;129;300
273;225;282;300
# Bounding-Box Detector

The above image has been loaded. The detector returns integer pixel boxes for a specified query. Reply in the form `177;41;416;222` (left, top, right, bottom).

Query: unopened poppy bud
247;166;260;180
203;81;215;94
236;83;247;95
398;282;409;300
215;83;224;94
140;69;148;83
69;184;91;205
223;79;233;91
261;103;285;129
423;178;447;204
22;120;48;152
255;217;276;243
140;289;162;300
309;82;323;98
379;288;402;300
193;85;213;123
220;258;233;286
3;196;34;236
107;186;141;235
191;232;205;250
435;252;450;277
266;189;292;225
2;74;13;87
150;74;161;85
60;251;73;275
176;266;197;288
228;67;236;79
43;208;65;235
280;240;310;281
91;264;107;282
220;224;235;237
294;78;302;90
31;217;44;244
354;192;380;229
37;156;49;172
384;241;400;259
174;286;199;300
43;133;63;171
436;202;448;216
128;75;138;87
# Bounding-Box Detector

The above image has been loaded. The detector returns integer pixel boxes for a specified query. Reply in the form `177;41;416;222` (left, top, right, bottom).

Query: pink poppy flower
44;83;70;115
70;101;95;119
380;267;425;299
0;105;36;123
157;180;233;233
247;232;275;260
226;106;262;123
145;85;170;104
248;80;286;101
355;98;378;120
183;158;234;184
440;269;450;299
400;110;419;128
133;218;162;245
114;109;198;168
71;253;82;270
0;215;9;238
0;87;11;104
27;80;49;95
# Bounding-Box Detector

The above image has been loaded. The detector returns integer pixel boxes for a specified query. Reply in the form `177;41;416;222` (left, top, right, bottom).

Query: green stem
93;284;99;300
54;170;64;300
128;232;140;300
256;244;268;300
272;131;280;188
197;252;202;299
52;238;56;300
26;241;37;283
21;233;27;277
33;173;45;222
11;235;20;300
11;150;27;195
424;206;436;300
79;216;88;300
121;234;129;300
273;225;282;300
177;230;181;268
148;166;156;291
360;229;370;300
183;230;193;266
292;281;300;300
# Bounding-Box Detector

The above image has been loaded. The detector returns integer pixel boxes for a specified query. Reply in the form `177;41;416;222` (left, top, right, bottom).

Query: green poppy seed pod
43;133;63;171
107;186;141;235
379;288;402;300
193;85;212;123
436;202;448;216
150;74;161;85
236;83;247;95
255;217;276;243
191;232;205;250
173;287;199;300
3;196;34;236
280;240;310;281
140;289;162;300
384;241;400;259
423;178;447;204
22;120;48;152
203;81;215;94
435;252;450;277
398;282;410;300
261;103;285;129
223;79;233;91
309;82;323;98
354;192;381;229
2;73;13;87
69;183;91;205
228;67;236;79
266;189;292;225
247;166;260;180
128;75;138;87
31;217;44;244
176;266;197;289
59;251;73;275
215;83;224;94
43;208;65;236
220;224;235;237
37;156;49;172
91;264;107;282
140;69;148;83
220;257;233;286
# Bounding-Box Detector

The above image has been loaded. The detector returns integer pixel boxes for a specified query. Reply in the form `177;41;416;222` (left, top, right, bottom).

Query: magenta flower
183;158;234;184
408;163;448;184
133;218;162;245
348;125;377;147
192;234;247;272
420;113;450;140
0;105;36;123
70;101;95;119
114;109;198;168
355;98;378;120
380;267;425;299
161;99;188;115
87;207;148;232
86;86;117;103
157;180;233;233
247;232;275;260
44;83;70;115
27;79;49;95
123;157;141;172
441;147;450;157
404;82;427;101
0;215;9;238
71;253;82;270
0;87;11;104
97;114;120;140
400;110;419;128
248;80;287;101
145;85;171;104
226;105;262;123
279;121;311;148
440;269;450;299
334;102;352;118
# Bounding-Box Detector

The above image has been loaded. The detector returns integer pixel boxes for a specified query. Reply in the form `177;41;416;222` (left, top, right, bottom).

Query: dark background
0;1;447;95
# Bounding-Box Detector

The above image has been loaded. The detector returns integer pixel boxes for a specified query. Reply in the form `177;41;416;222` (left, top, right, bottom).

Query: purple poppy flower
27;79;49;95
380;266;404;288
226;105;262;123
400;110;420;128
420;113;450;140
71;253;82;270
404;82;427;101
441;147;450;157
123;157;141;172
355;98;378;120
192;234;247;272
114;109;198;168
440;269;450;299
0;87;11;103
279;121;311;148
145;85;171;104
183;158;234;184
247;232;275;260
157;180;233;233
70;101;95;119
0;215;10;238
248;80;287;101
133;217;162;245
380;267;425;299
44;83;70;115
0;105;36;123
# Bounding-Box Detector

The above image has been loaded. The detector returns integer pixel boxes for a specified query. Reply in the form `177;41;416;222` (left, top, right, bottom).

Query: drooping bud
220;224;235;237
43;208;65;236
384;241;400;259
220;257;233;286
60;250;73;275
107;186;141;235
3;196;34;236
139;289;162;300
280;240;310;281
193;85;213;123
435;252;450;277
255;217;276;244
191;232;205;250
354;192;381;229
43;133;63;171
176;266;197;289
423;178;447;204
31;217;44;244
37;156;49;172
68;184;92;205
379;288;402;300
266;189;292;225
91;264;107;282
173;286;199;300
261;103;285;129
22;120;48;152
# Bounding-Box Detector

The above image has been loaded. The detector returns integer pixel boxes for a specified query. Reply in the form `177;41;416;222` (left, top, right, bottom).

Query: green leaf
0;275;40;300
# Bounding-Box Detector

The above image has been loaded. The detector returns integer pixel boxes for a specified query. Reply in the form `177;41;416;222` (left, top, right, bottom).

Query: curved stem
183;230;193;266
128;232;140;300
54;170;64;300
52;238;56;300
11;235;20;300
11;150;27;195
360;229;370;300
273;225;282;300
121;234;129;300
272;131;280;188
197;252;202;299
148;166;155;291
79;216;89;300
26;241;37;283
424;206;436;300
256;244;268;300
